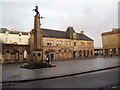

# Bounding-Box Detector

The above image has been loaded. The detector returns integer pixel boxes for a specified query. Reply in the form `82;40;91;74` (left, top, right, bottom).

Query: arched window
5;50;11;60
79;50;82;57
91;50;93;56
83;50;86;57
87;50;89;57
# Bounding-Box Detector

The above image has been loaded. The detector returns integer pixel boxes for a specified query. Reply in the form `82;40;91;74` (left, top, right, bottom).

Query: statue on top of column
33;5;40;16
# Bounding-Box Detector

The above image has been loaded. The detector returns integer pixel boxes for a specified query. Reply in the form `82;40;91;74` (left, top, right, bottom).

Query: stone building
1;26;94;63
29;26;94;61
0;28;30;64
101;28;120;56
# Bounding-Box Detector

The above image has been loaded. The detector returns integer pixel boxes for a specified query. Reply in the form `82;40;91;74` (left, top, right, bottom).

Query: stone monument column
34;15;43;50
32;6;43;62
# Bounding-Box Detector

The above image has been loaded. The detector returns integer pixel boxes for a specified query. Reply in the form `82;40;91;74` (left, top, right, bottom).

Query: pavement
1;56;119;83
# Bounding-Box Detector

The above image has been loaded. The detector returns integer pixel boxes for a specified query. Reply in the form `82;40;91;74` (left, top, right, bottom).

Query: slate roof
0;27;93;41
41;29;69;39
76;33;93;41
41;28;93;41
101;28;120;35
0;28;8;33
0;28;29;35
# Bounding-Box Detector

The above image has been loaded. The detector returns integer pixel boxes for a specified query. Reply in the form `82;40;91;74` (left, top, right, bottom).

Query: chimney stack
80;31;84;34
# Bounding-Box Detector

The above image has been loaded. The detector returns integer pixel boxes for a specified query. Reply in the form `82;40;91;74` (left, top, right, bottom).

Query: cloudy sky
0;0;119;48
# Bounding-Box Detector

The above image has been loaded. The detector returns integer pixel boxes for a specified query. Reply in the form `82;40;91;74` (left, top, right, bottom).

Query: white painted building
0;28;30;45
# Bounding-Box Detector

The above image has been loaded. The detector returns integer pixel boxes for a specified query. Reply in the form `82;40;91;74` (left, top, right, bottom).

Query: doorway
73;51;77;58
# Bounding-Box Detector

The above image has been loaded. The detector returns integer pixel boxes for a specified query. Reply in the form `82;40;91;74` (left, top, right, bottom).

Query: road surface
2;68;119;88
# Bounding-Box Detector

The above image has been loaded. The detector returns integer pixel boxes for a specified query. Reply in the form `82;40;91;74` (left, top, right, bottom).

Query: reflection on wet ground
2;56;119;82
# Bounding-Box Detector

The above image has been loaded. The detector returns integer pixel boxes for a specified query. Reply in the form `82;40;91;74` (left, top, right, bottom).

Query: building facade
0;28;30;64
101;28;120;56
29;26;94;61
1;26;94;64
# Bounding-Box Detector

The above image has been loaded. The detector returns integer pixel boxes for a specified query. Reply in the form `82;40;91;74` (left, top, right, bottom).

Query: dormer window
73;33;77;39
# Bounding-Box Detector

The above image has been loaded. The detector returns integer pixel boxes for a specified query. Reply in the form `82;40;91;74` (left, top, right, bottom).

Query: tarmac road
2;68;119;88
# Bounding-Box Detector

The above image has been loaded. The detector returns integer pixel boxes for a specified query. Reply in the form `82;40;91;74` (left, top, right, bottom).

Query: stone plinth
32;49;43;62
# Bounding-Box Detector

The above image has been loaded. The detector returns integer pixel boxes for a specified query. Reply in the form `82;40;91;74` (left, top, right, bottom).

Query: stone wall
2;44;30;64
42;37;94;60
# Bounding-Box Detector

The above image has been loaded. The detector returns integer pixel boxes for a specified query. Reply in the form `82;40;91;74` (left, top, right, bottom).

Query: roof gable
66;26;75;39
